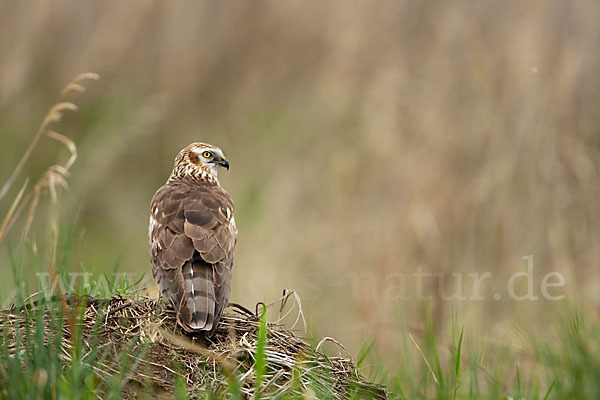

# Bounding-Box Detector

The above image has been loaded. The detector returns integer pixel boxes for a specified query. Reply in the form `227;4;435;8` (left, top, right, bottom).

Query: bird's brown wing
149;180;236;334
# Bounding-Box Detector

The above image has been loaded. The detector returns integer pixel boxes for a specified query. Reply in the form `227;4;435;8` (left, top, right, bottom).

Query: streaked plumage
149;142;237;336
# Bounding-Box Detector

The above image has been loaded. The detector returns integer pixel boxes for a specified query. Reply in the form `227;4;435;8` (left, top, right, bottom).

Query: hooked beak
217;157;229;170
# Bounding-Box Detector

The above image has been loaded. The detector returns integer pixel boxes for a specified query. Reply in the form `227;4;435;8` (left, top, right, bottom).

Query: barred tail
180;254;216;332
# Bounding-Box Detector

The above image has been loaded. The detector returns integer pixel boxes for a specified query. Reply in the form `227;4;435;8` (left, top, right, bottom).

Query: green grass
0;284;141;399
3;257;600;400
253;305;268;400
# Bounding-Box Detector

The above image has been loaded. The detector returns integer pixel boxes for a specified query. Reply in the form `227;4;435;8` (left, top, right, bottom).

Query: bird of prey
149;142;237;336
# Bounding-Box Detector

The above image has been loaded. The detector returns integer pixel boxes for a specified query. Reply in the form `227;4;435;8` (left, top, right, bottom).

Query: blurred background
1;0;600;369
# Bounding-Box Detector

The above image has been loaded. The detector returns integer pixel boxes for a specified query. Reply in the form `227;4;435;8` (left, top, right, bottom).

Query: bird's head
172;142;229;183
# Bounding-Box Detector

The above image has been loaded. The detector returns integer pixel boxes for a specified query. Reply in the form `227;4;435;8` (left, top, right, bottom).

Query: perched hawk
149;142;237;336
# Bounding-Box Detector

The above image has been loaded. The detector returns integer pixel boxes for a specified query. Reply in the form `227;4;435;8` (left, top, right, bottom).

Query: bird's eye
202;151;212;158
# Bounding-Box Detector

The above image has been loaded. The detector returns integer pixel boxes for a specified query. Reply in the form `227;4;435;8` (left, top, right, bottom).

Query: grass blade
254;305;268;399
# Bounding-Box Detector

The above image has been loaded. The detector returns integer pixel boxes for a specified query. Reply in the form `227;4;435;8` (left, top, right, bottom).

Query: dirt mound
1;294;388;399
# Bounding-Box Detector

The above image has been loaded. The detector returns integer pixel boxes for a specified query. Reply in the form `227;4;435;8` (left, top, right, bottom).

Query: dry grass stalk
0;72;98;245
0;179;28;243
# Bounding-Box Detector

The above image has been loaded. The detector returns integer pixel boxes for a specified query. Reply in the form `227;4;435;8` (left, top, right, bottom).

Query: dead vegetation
0;72;98;245
1;294;388;399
